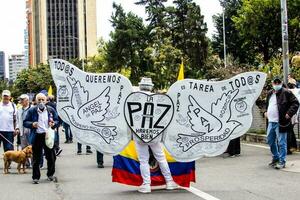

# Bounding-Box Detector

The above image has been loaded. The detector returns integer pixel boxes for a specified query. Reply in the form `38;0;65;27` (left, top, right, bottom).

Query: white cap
138;77;154;87
19;94;29;100
2;90;11;97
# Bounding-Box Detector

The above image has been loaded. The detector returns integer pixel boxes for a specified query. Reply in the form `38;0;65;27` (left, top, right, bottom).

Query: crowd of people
0;90;104;184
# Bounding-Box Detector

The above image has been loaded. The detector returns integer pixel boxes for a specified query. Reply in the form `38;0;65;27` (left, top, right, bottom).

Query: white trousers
134;141;173;185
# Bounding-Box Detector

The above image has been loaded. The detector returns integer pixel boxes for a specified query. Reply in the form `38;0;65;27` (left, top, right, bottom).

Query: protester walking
16;94;32;167
265;77;299;169
0;90;18;152
24;93;59;184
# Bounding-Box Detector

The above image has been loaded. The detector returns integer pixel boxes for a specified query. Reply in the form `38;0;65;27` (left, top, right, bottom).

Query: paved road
1;139;300;200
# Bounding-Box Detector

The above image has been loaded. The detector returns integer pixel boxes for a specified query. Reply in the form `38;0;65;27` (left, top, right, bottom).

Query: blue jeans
0;131;14;152
267;122;287;164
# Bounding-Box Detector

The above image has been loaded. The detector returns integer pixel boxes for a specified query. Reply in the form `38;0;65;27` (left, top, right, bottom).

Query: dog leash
0;132;15;146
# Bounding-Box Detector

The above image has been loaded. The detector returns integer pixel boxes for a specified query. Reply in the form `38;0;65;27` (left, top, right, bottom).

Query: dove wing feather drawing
67;76;89;108
211;89;239;123
77;86;110;123
187;95;222;134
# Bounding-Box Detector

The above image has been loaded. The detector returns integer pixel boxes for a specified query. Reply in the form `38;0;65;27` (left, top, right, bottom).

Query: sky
0;0;222;62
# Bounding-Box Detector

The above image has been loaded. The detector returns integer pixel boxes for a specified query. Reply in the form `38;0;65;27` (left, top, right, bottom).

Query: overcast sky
0;0;222;57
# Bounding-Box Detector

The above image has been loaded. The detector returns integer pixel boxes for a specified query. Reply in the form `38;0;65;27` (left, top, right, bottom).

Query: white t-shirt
0;102;17;132
267;93;279;122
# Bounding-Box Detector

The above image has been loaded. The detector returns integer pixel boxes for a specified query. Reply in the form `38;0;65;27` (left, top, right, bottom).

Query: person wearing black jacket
265;77;299;169
24;93;59;184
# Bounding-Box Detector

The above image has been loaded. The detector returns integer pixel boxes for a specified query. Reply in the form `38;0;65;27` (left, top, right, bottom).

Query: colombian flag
112;141;195;187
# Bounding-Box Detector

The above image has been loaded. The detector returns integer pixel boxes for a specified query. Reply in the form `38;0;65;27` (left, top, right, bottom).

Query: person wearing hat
23;93;59;184
133;77;178;193
16;94;32;148
15;94;32;167
265;77;299;169
0;90;18;152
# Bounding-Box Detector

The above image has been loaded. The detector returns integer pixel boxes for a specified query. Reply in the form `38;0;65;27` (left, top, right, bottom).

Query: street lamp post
222;3;227;68
67;36;84;71
280;0;289;84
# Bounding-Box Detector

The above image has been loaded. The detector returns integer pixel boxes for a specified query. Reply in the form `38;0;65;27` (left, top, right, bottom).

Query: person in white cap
134;77;178;193
15;94;32;167
0;90;18;152
16;94;32;148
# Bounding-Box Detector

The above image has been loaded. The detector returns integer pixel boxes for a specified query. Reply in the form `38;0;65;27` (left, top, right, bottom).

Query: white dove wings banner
49;59;133;155
163;72;266;162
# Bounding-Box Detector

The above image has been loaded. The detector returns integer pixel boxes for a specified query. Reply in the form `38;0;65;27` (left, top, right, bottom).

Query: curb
243;133;300;146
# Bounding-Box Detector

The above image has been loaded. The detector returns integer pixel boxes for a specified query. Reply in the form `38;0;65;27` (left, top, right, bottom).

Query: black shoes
77;150;82;155
274;163;286;169
32;179;39;184
97;163;104;168
86;149;93;155
268;159;279;167
47;176;58;182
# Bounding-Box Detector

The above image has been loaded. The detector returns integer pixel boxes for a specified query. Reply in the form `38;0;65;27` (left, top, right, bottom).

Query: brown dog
3;145;33;174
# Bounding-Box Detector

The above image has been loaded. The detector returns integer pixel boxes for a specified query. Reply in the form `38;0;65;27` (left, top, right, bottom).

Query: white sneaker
138;183;151;193
166;181;178;190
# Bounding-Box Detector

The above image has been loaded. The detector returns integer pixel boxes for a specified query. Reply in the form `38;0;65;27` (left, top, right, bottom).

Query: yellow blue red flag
112;141;195;187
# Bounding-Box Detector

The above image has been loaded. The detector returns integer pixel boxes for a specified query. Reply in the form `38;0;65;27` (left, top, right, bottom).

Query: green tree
288;0;300;53
167;0;209;77
212;0;256;64
233;0;300;63
13;64;54;97
135;0;168;29
106;3;148;84
143;27;184;89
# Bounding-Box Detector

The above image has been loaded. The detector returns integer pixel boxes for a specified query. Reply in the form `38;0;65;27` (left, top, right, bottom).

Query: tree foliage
13;64;54;98
106;3;148;85
212;0;256;64
232;0;300;63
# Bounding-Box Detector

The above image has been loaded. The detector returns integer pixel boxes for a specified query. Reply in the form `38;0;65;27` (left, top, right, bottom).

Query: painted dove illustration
62;77;117;144
177;90;242;151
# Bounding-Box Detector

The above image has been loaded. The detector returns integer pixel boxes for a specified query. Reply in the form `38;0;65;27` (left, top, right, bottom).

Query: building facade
8;54;26;82
27;0;97;67
0;51;5;80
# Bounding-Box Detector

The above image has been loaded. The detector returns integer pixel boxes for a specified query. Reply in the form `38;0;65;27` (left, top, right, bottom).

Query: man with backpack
0;90;18;152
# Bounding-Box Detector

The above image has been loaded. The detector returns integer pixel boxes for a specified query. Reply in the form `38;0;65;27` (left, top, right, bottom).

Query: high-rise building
8;54;27;81
27;0;97;67
24;29;29;67
0;51;5;80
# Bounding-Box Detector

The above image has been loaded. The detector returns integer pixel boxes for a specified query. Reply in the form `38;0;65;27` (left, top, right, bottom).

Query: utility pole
223;5;227;68
281;0;289;84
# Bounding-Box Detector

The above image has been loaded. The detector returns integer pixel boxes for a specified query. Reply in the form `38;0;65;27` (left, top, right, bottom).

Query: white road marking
181;142;285;199
182;186;221;200
242;143;269;149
